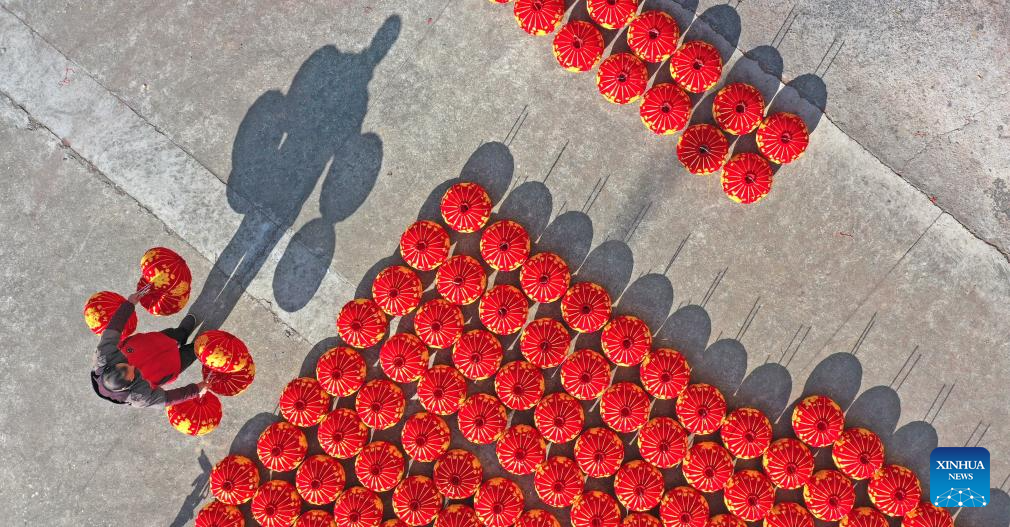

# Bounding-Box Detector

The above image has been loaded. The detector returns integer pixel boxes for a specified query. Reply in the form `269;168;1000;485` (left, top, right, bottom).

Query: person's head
102;363;137;392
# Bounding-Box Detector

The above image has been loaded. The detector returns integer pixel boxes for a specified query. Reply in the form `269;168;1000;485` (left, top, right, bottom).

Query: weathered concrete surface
0;0;1008;525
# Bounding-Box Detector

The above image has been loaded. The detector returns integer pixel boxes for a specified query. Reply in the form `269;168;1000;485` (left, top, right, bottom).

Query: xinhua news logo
930;447;990;507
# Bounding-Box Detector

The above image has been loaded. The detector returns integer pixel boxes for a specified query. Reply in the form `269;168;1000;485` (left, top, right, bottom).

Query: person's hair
102;363;134;392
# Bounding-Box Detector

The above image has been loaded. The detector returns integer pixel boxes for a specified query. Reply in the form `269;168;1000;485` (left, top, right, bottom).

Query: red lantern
659;486;709;527
712;83;766;135
516;510;560;527
433;449;483;499
372;266;423;317
83;291;137;338
474;478;525;527
479;285;529;335
764;502;815;527
670;41;723;94
560;348;611;400
379;333;429;384
279;377;331;427
457;393;508;445
639;348;690;400
441;182;492;233
901;503;953;527
832;427;885;480
417;364;468;415
435;505;481;527
600;315;652;366
210;454;260;505
571;491;621;527
496;424;547;475
561;282;612;333
676;383;726;434
251;480;301;527
495;360;545;410
682;441;734;493
137;246;192;316
534;391;585;443
480;220;531;271
722;153;774;205
392;476;442;527
436;254;487;306
586;0;638;29
401;412;451;462
519;317;570;368
596;53;649;105
336;299;388;349
452;329;503;380
627;11;679;63
792;395;845;448
623;513;661;527
868;465;921;517
297;510;337;527
520;252;571;303
763;438;815;489
552;21;605;72
195;330;251;374
803;470;855;521
638;416;689;469
574;427;624;478
757;112;810;165
355;441;406;492
194;500;243;527
318;408;369;459
316;346;366;397
534;456;584;507
720;407;772;459
167;392;223;436
203;360;256;397
723;470;775;521
257;421;308;472
296;454;345;505
614;460;664;511
400;220;450;271
640;83;692;136
677;124;729;175
600;382;650;433
355;379;405;430
514;0;564;36
839;507;888;527
414;299;464;349
333;486;384;527
705;515;744;527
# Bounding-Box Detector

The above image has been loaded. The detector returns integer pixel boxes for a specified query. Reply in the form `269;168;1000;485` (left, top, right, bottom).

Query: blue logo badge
930;447;990;507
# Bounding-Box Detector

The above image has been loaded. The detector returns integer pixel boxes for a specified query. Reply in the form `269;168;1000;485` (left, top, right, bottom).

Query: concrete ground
0;0;1007;525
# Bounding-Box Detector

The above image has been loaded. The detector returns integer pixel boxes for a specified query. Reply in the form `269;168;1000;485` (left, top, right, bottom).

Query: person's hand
196;381;209;395
127;284;152;304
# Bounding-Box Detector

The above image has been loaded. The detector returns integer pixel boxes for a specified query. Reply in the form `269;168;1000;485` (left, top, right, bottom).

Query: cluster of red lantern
489;0;813;205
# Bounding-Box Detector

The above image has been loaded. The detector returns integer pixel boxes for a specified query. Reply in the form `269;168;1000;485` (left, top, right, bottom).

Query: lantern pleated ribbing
279;377;331;427
480;220;531;271
659;486;710;527
627;11;679;63
297;510;337;527
479;285;529;336
204;361;256;397
723;470;775;521
167;392;223;436
868;465;921;517
514;0;564;36
803;470;855;521
682;442;734;493
316;346;366;397
417;364;468;415
596;53;649;105
355;379;405;430
638;416;689;469
257;421;308;472
677;124;729;175
586;0;639;29
764;502;815;527
414;299;464;349
333;487;384;527
600;382;650;433
495;360;545;410
318;408;369;459
384;519;409;527
336;299;387;349
452;329;504;380
497;424;547;475
561;282;612;333
379;333;429;384
83;291;137;338
436;255;488;305
534;456;584;507
839;508;888;527
194;500;243;527
791;395;845;448
520;318;570;368
640;83;692;135
517;510;560;527
474;478;525;527
614;460;664;511
400;220;450;271
392;476;442;527
434;449;483;499
210;455;260;505
720;407;772;459
640;348;691;400
372;265;423;317
296;454;345;505
436;505;481;527
196;330;252;374
520;252;571;303
560;348;611;400
600;315;652;366
713;83;766;135
901;503;953;527
137;246;192;315
624;513;662;527
458;393;508;445
251;480;301;527
441;182;492;233
401;412;451;462
670;41;723;94
705;514;745;527
571;491;621;527
832;427;885;480
763;438;815;489
757;112;810;164
553;21;605;72
722;153;774;204
676;383;727;434
534;391;585;443
574;427;624;478
355;441;406;492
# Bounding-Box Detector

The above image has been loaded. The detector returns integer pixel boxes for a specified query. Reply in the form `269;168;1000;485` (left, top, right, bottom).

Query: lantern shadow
683;4;740;64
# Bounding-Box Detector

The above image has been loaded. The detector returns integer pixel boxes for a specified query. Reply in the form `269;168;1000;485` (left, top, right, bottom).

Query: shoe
178;314;197;336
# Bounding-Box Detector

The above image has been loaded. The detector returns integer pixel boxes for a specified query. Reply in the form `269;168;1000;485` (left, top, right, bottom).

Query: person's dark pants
161;316;197;372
